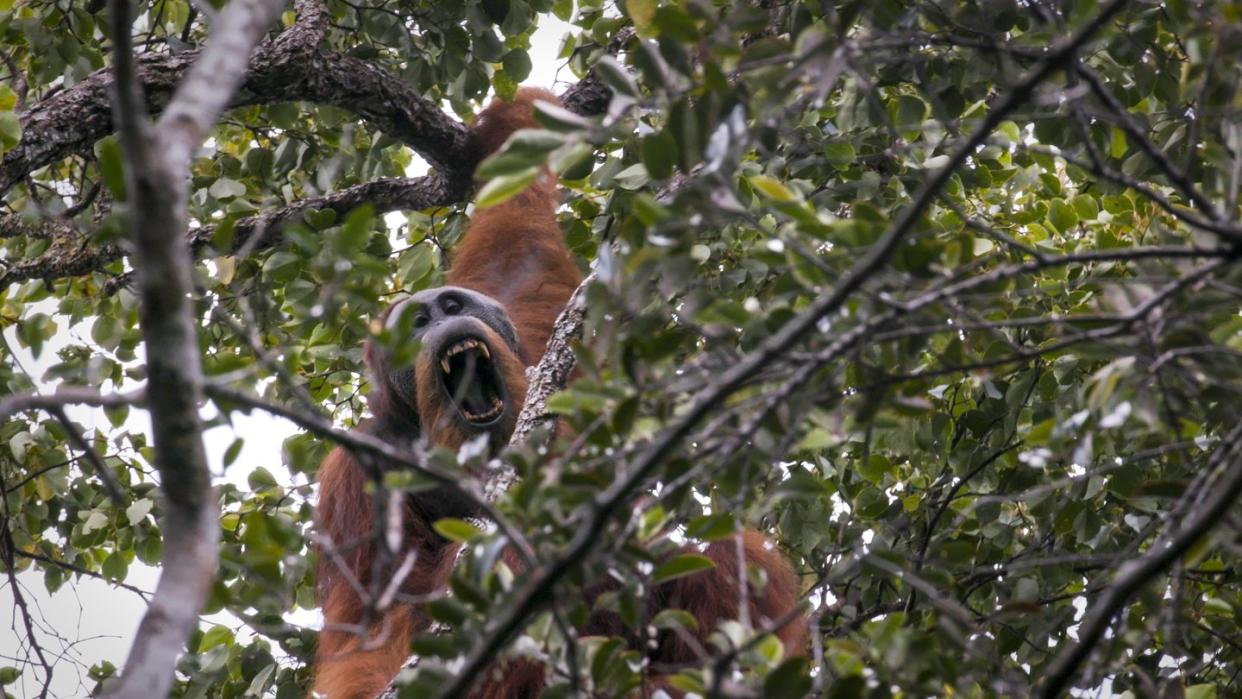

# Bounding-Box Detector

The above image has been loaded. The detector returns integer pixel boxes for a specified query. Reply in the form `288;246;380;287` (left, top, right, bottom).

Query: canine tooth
479;343;490;359
440;356;450;373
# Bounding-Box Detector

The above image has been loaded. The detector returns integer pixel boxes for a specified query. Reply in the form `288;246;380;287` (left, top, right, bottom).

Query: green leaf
627;0;657;37
199;625;234;652
748;175;799;202
475;167;538;208
247;465;277;490
102;551;128;581
533;100;593;132
96;136;128;201
773;468;827;500
651;608;699;633
337;204;375;252
651;554;715;583
1071;194;1100;220
1046;199;1078;233
823;141;856;168
684;514;736;541
640;130;677;180
125;498;153;526
764;657;813;697
245;663;276;696
432;518;483;542
0;111;19;151
0;84;16;111
303;208;338;230
653;5;698;41
892;95;928;136
504;129;569;156
261;250;301;283
82;510;109;534
501;49;532;82
554;142;595;179
208;177;246;200
268;102;299;129
593;55;638;98
1109;126;1128;158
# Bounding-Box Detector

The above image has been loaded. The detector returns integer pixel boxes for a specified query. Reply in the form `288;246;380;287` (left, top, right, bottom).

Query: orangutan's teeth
446;338;481;358
441;339;490;374
464;399;504;423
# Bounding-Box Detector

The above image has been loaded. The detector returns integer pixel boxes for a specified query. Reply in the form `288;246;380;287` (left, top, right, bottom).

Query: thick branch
0;0;327;196
0;63;611;289
102;0;286;696
0;8;470;198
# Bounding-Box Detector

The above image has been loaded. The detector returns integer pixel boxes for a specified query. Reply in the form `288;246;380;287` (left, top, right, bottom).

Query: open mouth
437;337;505;426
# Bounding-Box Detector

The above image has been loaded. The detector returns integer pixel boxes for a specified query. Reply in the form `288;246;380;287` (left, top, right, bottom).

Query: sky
0;15;573;699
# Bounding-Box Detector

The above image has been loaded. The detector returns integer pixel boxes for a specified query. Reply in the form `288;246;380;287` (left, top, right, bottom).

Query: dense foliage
2;0;1242;697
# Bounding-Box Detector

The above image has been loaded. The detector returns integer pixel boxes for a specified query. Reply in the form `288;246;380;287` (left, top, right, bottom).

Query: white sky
1;16;573;699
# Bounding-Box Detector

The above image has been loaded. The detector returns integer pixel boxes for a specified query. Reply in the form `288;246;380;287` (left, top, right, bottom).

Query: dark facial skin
390;286;520;353
384;285;521;426
372;287;525;523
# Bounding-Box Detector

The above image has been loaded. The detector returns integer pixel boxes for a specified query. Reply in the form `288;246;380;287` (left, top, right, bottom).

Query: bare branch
47;406;126;508
0;385;145;424
202;383;535;563
0;475;53;698
490;270;596;499
1039;419;1242;697
102;0;286;695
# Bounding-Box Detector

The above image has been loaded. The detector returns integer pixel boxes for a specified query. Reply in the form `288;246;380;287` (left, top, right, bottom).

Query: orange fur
658;531;807;660
450;87;580;364
312;88;806;697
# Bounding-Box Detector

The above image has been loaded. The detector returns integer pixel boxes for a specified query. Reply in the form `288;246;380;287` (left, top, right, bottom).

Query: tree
2;0;1241;696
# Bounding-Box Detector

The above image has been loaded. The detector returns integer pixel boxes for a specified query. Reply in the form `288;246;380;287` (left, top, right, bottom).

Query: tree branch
0;473;53;698
1038;419;1242;697
47;405;126;508
0;385;145;424
202;383;534;563
1;2;468;200
488;270;596;498
0;0;327;197
434;3;1131;695
101;0;286;695
0;49;614;289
